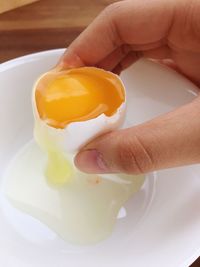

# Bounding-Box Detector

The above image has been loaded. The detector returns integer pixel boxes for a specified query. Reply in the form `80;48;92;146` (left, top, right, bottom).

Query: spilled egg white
32;67;126;154
4;66;145;246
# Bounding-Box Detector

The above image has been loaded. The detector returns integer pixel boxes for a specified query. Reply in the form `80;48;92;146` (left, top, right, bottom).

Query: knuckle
172;0;200;48
117;143;141;174
116;135;154;174
103;2;122;16
120;44;131;57
188;2;200;44
100;1;125;47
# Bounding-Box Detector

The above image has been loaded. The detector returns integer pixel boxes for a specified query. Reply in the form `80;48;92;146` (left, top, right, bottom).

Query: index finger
59;0;175;68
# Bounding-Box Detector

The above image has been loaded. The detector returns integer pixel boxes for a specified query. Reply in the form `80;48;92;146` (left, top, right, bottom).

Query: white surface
0;49;200;267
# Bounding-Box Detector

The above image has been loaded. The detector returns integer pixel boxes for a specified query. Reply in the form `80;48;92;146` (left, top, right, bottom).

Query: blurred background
0;0;116;62
0;0;199;266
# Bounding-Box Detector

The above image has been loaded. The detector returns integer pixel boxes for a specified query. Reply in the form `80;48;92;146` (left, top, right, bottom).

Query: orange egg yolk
35;67;125;129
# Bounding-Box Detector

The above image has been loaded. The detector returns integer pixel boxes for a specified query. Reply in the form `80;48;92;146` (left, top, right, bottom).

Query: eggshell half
32;67;126;153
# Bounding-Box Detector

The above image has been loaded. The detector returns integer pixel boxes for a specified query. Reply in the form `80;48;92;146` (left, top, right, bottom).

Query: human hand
59;0;200;174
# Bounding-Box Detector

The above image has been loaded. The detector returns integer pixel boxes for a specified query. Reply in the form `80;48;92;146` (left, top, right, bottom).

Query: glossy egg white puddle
3;140;145;245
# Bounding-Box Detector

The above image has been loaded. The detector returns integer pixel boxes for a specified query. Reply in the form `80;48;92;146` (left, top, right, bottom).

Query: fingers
96;45;131;71
59;0;175;68
112;51;142;75
96;45;172;75
75;97;200;174
97;45;171;73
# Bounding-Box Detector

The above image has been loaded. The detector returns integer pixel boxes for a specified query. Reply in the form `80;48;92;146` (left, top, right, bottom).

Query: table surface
0;0;116;62
0;0;199;266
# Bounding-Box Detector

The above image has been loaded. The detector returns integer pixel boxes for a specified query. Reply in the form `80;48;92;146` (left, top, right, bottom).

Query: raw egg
4;67;145;245
35;67;125;129
33;67;126;185
33;67;126;154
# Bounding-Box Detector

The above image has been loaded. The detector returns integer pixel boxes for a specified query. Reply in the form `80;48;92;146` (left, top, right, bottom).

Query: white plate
0;49;200;267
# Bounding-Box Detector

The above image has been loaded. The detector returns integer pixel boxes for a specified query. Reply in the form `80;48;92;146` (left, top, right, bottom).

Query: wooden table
0;0;116;62
0;0;199;266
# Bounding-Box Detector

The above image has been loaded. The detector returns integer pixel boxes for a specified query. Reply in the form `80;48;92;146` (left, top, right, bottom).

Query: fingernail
74;149;108;173
59;49;85;69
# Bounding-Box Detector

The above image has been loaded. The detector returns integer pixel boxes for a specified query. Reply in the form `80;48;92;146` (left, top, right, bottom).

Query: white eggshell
32;68;126;154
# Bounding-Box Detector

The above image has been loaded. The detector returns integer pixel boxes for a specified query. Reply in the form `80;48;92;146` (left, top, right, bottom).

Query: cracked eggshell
32;68;126;154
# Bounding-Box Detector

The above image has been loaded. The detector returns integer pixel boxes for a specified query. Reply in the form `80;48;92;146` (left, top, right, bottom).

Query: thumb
74;98;200;174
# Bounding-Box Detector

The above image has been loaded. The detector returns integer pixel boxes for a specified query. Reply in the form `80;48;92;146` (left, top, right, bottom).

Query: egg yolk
35;67;125;129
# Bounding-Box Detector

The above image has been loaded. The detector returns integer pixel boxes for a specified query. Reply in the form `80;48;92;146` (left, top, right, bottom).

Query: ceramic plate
0;49;200;267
